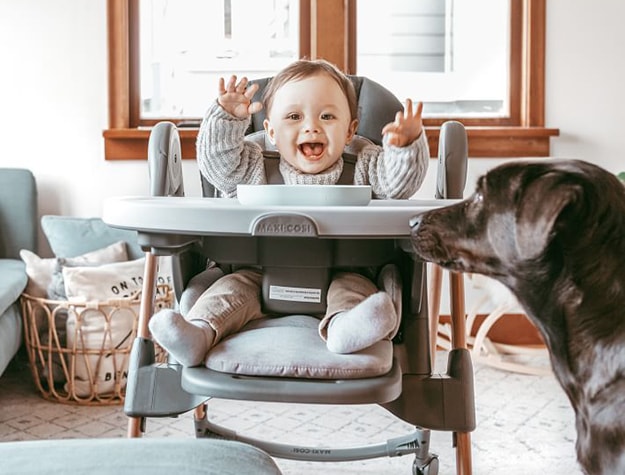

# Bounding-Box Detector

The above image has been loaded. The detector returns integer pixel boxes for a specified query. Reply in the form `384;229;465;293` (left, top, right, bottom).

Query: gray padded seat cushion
0;438;283;475
204;315;393;378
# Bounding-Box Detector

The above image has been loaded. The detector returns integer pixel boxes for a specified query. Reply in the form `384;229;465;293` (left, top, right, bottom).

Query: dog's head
411;159;625;282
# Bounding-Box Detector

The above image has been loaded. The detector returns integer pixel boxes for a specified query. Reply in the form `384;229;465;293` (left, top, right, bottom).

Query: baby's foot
325;292;399;354
148;309;215;366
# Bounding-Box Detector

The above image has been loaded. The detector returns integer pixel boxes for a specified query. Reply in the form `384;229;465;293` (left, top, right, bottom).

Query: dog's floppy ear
515;173;581;259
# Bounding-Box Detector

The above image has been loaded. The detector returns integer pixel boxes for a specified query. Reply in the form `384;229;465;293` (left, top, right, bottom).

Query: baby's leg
179;264;224;315
149;268;264;366
319;269;401;354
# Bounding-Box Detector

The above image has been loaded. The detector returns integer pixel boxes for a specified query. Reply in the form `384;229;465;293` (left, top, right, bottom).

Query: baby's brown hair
262;59;358;121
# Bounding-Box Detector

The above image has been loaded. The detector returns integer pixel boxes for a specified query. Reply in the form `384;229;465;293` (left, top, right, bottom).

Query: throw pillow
19;241;129;298
62;257;172;397
41;216;144;260
62;257;172;300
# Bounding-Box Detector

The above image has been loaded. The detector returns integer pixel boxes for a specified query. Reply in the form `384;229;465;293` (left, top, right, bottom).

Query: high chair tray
103;196;458;238
237;184;372;206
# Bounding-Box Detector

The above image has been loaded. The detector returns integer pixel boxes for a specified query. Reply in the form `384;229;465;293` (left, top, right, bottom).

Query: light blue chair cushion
0;302;22;377
0;259;27;376
41;216;144;260
0;168;37;260
0;259;27;317
0;438;283;475
0;168;37;378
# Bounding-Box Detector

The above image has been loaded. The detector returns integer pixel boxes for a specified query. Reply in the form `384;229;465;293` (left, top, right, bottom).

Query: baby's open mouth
299;142;325;158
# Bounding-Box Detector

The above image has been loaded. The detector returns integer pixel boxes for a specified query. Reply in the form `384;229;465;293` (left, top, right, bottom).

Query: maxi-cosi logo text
255;222;314;234
253;215;317;236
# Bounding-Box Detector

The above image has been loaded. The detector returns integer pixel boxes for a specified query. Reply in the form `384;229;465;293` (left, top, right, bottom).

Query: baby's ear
346;119;359;143
263;118;276;144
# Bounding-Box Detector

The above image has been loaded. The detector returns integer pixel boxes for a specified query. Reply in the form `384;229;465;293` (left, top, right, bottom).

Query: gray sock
325;292;399;354
148;309;215;366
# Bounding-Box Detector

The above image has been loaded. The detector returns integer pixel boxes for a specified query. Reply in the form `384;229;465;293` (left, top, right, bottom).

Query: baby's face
263;73;358;175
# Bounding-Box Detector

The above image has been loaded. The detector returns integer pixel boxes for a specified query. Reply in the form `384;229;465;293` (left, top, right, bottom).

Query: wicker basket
20;285;172;405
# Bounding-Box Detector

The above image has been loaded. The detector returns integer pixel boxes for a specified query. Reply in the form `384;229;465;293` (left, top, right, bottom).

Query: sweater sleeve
353;131;430;199
196;101;267;197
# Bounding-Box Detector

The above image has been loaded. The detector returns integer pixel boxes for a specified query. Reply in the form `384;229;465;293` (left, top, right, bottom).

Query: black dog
410;159;625;475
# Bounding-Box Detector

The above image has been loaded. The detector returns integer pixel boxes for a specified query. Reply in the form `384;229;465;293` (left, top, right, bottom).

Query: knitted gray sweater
197;101;429;199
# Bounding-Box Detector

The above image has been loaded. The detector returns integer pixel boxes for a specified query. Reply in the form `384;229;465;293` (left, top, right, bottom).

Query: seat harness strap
262;151;357;185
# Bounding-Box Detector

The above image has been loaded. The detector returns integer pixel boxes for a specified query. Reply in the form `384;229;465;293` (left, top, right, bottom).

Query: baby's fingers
404;98;413;118
243;82;259;100
393;110;404;126
412;101;423;119
381;121;398;136
225;75;238;92
218;75;239;94
236;77;249;93
248;101;264;115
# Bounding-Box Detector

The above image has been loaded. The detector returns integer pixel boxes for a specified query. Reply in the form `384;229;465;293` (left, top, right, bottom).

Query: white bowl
237;185;372;206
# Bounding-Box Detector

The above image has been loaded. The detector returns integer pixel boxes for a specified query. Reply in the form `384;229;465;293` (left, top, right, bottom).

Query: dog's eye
473;192;484;203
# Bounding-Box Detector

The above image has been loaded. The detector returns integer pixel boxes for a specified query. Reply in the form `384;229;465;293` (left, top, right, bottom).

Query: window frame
104;0;558;160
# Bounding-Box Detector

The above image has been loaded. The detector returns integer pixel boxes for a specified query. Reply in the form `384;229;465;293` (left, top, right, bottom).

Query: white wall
1;0;624;261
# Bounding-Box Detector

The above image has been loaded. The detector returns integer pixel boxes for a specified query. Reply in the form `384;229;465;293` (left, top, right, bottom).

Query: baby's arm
196;76;267;196
381;99;423;147
356;99;429;199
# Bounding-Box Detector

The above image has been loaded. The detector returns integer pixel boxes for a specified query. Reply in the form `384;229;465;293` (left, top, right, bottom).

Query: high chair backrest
200;75;405;198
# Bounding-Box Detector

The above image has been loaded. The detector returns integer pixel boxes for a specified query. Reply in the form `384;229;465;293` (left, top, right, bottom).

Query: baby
149;59;429;366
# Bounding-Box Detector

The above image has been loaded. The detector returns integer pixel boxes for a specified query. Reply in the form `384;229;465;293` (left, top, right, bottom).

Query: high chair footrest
181;359;403;404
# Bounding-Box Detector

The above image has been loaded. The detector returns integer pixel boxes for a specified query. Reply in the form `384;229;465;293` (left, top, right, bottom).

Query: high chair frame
103;76;473;475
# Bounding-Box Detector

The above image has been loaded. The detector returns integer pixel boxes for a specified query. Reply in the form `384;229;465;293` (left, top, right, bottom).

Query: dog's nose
409;213;423;229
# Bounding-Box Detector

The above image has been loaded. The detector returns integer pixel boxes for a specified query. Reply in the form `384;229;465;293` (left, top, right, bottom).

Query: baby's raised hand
381;99;424;147
217;75;263;119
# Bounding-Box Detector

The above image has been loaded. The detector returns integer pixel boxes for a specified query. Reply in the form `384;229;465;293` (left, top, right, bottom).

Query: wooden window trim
104;0;558;160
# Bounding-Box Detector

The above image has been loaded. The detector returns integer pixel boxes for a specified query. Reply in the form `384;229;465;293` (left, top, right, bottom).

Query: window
357;0;510;120
139;0;301;120
104;0;558;160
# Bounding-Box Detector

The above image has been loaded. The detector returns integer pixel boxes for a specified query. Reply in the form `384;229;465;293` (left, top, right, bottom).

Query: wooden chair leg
137;252;159;340
127;252;159;438
455;431;473;475
449;271;467;349
449;271;472;475
127;416;143;438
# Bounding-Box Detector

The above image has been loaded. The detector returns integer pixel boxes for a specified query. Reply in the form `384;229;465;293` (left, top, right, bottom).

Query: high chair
103;76;471;475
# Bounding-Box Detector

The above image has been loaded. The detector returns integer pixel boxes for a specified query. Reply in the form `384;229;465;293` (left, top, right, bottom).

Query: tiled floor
0;351;582;475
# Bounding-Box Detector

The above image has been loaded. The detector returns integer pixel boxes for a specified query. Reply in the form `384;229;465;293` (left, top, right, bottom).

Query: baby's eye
321;113;335;120
286;113;301;120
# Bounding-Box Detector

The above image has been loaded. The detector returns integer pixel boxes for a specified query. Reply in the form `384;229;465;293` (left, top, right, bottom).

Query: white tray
103;196;459;238
237;185;371;206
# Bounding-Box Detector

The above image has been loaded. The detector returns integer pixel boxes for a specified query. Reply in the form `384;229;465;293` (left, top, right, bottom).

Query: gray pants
185;269;380;346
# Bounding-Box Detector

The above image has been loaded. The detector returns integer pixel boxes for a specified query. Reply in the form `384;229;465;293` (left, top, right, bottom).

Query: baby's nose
303;119;320;133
